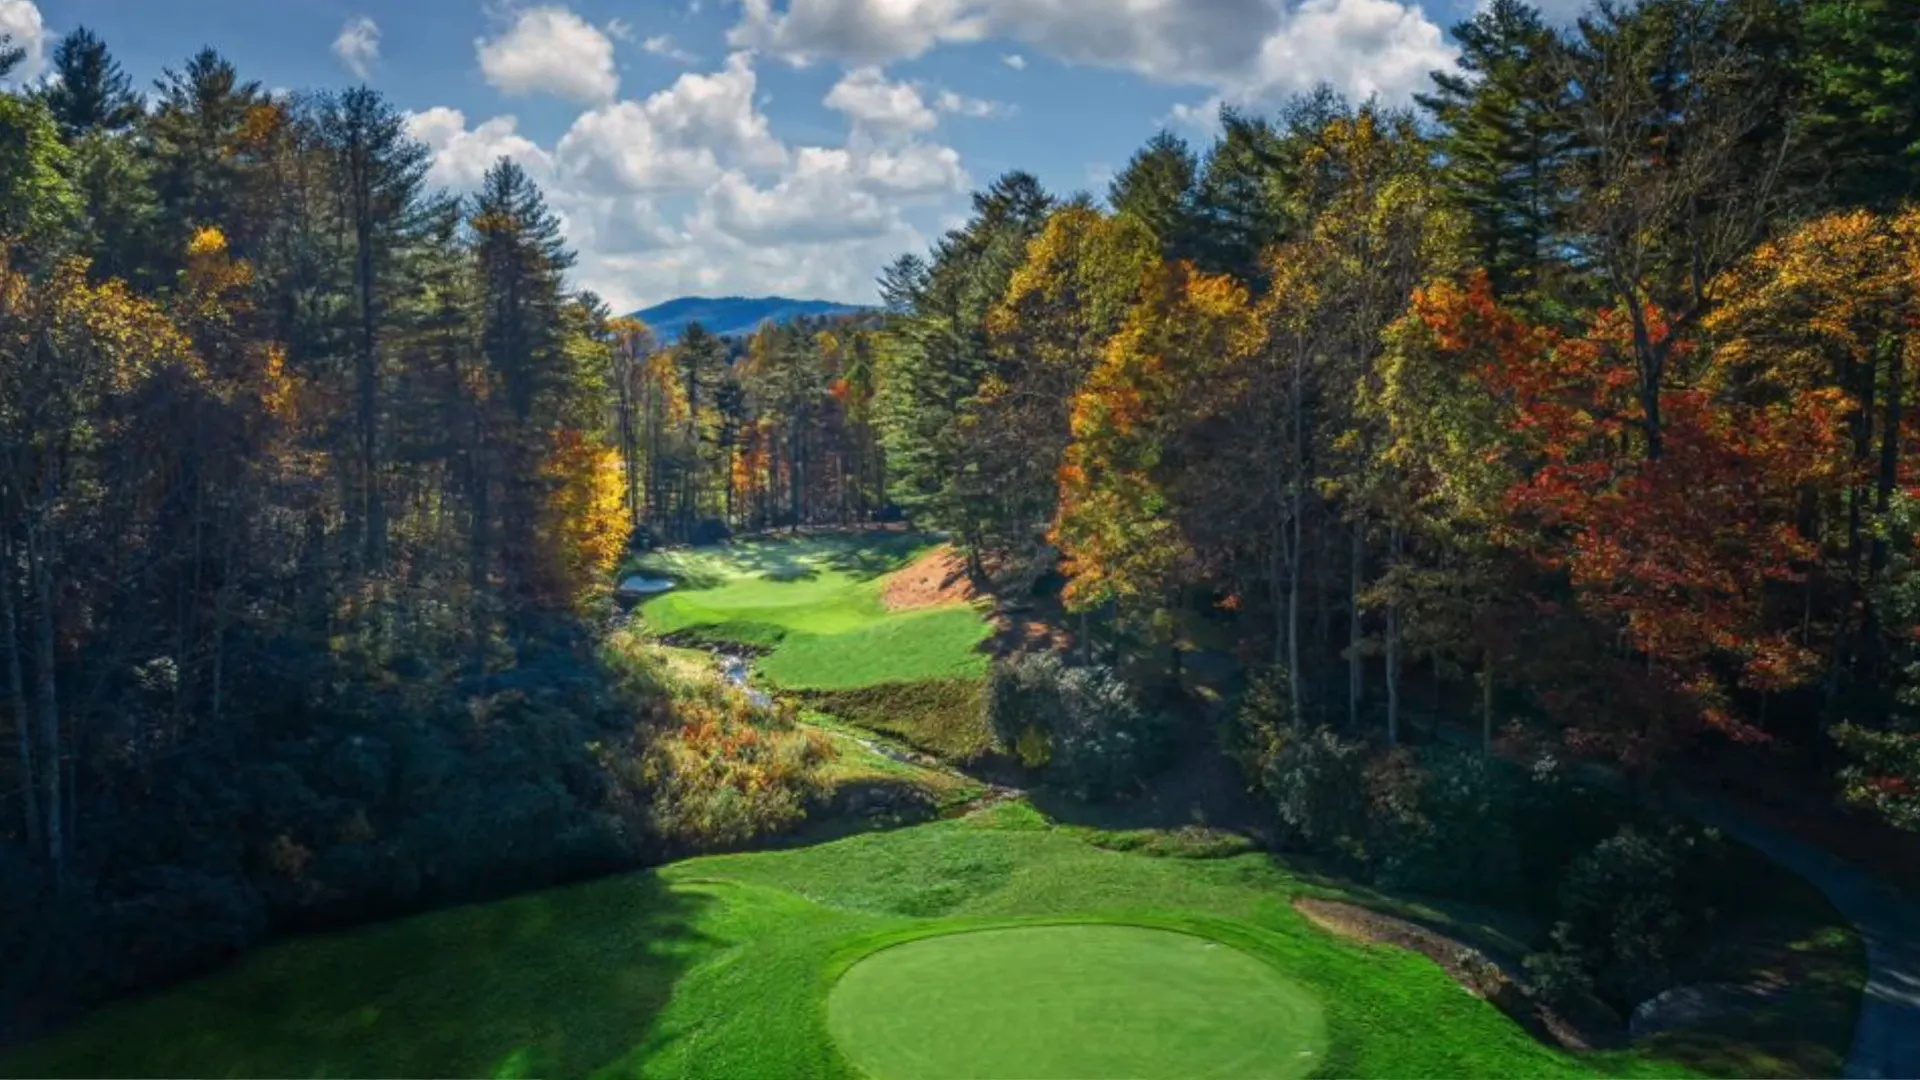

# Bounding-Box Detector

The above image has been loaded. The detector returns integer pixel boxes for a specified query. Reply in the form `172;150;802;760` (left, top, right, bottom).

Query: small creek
710;650;926;768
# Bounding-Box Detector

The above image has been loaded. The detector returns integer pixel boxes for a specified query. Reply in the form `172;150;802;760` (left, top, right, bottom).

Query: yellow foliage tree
1053;262;1264;635
535;428;633;608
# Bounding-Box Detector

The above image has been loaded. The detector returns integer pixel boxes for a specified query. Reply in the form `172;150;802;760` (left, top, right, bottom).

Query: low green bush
1531;824;1728;1009
986;652;1171;800
1371;750;1627;911
1260;726;1376;865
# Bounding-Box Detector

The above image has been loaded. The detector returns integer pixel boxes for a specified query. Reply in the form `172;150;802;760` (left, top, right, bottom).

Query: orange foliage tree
1416;271;1852;758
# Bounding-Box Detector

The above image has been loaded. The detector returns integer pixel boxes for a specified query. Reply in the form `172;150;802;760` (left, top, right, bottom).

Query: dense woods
0;31;665;1036
5;0;1920;1050
873;0;1920;822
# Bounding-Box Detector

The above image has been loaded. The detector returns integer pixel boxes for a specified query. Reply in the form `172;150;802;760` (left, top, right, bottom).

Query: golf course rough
826;923;1328;1080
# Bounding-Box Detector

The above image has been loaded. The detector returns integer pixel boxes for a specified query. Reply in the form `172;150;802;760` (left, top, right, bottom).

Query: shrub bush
1369;749;1618;910
640;706;833;852
600;634;835;852
1258;726;1376;865
1;625;847;1039
688;517;733;545
1232;682;1629;911
986;652;1170;800
1532;824;1728;1008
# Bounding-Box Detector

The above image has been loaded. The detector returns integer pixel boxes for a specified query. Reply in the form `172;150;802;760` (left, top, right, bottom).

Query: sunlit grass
633;534;990;690
0;804;1716;1080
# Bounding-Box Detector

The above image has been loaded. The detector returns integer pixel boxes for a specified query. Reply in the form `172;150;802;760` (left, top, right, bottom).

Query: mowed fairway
828;924;1326;1080
631;533;991;689
0;804;1705;1080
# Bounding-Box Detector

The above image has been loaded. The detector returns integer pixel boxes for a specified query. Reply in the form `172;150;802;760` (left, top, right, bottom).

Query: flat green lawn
828;924;1326;1080
632;534;991;690
2;803;1705;1080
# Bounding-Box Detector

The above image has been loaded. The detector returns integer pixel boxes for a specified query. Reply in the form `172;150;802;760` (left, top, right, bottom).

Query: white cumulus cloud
824;68;937;134
1002;53;1026;70
405;107;555;191
935;89;1002;118
702;148;896;244
406;52;968;312
731;0;1456;106
1237;0;1456;102
0;0;47;83
858;141;967;196
332;16;380;80
554;52;788;195
643;34;699;63
477;6;619;103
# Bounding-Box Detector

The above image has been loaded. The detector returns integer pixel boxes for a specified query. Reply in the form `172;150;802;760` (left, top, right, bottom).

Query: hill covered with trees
4;0;1920;1067
629;296;873;344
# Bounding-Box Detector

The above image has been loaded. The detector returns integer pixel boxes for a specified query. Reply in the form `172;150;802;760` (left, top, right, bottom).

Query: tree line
607;316;891;546
0;28;658;1034
873;0;1920;823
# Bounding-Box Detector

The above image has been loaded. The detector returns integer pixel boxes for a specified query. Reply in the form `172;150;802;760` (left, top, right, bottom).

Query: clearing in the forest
629;533;991;689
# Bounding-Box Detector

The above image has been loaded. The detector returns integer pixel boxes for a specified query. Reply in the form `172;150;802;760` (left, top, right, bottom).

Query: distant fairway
632;534;991;689
827;924;1326;1080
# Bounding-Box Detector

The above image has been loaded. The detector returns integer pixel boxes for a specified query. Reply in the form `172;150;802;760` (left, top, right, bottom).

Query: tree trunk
354;146;384;571
1872;334;1903;575
27;523;62;885
2;527;39;851
1826;358;1880;725
1385;523;1401;748
1481;651;1495;756
1287;338;1304;725
1349;516;1364;730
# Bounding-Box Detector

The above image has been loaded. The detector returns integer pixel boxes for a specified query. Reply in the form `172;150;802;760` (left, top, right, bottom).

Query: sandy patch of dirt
882;546;980;610
1293;898;1623;1053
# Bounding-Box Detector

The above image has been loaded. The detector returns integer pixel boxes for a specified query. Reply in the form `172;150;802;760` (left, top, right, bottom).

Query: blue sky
0;0;1578;311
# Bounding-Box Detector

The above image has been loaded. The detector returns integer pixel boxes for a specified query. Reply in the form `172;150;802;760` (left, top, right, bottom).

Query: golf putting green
826;924;1327;1080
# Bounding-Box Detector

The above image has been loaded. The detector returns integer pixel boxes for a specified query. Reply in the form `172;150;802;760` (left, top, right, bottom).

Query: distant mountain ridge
630;296;874;343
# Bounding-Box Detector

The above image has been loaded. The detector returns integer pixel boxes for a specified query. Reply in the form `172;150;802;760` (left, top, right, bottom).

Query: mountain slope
631;296;873;343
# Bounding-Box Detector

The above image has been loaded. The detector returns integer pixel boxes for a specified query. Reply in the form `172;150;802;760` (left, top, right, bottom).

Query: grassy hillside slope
1;804;1707;1080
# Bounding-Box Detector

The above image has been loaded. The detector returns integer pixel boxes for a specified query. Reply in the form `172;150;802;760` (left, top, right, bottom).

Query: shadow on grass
2;872;720;1080
815;531;934;581
630;531;936;591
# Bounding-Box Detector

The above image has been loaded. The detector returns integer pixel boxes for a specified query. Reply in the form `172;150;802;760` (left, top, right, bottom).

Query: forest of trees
864;0;1920;823
6;0;1920;1044
608;315;891;546
0;26;663;1036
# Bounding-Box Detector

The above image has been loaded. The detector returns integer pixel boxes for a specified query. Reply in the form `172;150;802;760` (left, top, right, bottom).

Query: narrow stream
712;651;926;768
716;654;774;709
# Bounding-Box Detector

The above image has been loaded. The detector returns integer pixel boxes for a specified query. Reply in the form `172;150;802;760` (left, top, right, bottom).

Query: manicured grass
827;924;1326;1080
2;803;1707;1080
758;607;989;688
632;534;991;690
799;679;993;762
